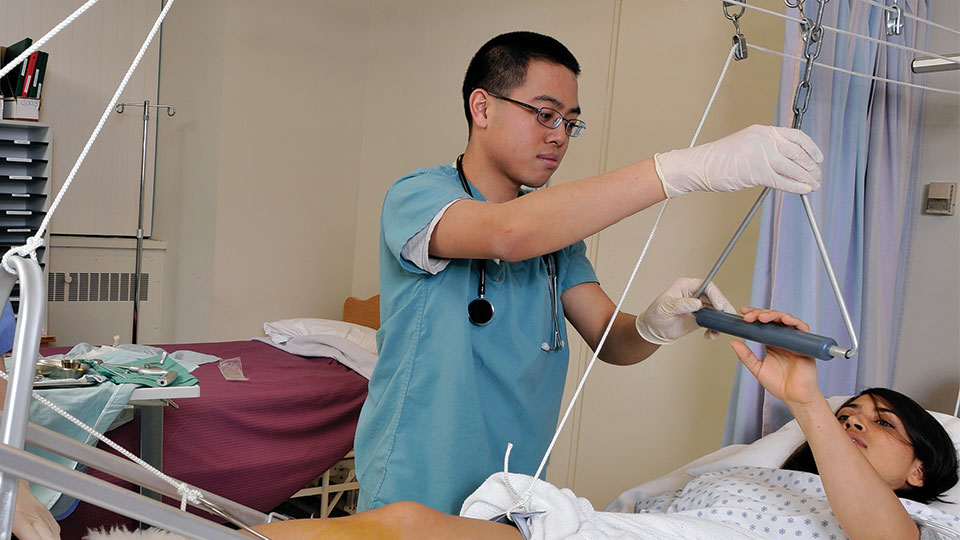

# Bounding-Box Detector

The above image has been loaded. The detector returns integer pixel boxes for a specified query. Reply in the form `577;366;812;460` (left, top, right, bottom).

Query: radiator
47;236;165;347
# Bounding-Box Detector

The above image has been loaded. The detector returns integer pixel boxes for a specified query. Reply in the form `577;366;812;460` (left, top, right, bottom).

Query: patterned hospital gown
635;467;960;540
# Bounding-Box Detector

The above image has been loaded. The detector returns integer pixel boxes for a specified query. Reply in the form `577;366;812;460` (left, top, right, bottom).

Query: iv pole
114;100;175;344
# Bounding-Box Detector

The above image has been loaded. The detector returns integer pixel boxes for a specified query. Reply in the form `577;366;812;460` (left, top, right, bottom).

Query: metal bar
116;100;174;345
0;443;250;540
799;194;858;357
23;421;268;525
132;100;150;345
0;257;44;539
911;53;960;73
138;404;163;529
694;187;772;299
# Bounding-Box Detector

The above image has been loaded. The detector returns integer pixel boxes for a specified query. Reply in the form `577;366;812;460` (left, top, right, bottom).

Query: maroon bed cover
40;340;368;536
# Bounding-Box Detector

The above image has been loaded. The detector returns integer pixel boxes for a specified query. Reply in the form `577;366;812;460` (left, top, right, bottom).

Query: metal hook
886;1;903;36
163;105;176;117
115;103;125;114
722;1;745;23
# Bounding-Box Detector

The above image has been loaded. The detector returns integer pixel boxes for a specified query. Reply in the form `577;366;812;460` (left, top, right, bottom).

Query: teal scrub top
355;160;598;514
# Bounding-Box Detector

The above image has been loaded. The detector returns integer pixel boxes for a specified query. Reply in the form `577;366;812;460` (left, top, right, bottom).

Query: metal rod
694;186;772;299
912;53;960;73
23;421;269;526
133;100;149;344
0;444;251;540
0;257;46;539
799;194;859;357
115;101;175;344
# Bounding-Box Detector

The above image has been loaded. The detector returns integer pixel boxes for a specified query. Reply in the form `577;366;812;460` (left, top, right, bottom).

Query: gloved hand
636;278;735;345
13;479;60;540
653;125;823;198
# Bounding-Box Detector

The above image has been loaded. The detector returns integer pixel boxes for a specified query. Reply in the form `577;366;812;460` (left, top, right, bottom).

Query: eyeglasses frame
484;90;586;138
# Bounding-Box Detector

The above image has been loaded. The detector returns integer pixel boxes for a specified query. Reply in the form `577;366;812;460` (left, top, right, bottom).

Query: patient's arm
11;478;61;540
731;308;920;540
248;501;522;540
789;397;919;540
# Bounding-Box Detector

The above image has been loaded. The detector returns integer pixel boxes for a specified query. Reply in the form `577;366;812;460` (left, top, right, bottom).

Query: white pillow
684;397;844;477
684;396;960;517
263;318;378;354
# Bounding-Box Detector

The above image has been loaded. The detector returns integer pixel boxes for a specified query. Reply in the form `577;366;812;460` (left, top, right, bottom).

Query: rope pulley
723;1;749;60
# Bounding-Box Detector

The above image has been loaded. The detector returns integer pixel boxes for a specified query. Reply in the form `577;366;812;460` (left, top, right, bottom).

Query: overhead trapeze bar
693;0;859;361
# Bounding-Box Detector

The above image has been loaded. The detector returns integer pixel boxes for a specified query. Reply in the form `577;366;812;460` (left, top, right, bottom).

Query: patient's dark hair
782;388;958;504
461;31;580;131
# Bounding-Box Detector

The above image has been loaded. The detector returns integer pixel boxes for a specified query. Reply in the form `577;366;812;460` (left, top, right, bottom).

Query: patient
727;307;958;539
247;308;958;539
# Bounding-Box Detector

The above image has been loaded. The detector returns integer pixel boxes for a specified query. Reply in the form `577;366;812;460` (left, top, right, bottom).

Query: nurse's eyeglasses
456;155;565;351
485;90;586;138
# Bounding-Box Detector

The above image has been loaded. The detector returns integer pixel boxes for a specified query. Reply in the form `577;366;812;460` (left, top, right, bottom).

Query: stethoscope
456;155;564;351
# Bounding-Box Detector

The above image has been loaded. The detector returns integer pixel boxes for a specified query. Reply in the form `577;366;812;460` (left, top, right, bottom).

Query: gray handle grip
694;307;840;360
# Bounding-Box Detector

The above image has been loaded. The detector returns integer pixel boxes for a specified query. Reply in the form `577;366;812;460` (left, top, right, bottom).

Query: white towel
254;335;377;379
460;472;764;540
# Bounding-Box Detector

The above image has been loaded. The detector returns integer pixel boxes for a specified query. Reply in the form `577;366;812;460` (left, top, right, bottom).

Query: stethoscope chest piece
468;297;494;326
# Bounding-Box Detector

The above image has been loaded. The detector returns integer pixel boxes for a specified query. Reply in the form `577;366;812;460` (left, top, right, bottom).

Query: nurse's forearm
431;160;665;262
597;312;660;366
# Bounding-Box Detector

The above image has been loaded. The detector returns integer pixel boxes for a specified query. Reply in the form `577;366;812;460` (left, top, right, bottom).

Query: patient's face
836;395;923;490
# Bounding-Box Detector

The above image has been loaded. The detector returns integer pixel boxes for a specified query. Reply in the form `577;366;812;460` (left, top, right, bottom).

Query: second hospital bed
42;295;379;537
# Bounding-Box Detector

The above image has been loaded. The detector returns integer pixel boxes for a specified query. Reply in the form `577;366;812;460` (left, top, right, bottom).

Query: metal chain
789;0;830;128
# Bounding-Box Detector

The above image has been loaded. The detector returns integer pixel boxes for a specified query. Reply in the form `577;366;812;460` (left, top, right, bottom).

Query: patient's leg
248;501;523;540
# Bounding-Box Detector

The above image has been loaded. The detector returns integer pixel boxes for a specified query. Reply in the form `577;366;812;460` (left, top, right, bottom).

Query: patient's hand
729;307;822;408
13;479;60;540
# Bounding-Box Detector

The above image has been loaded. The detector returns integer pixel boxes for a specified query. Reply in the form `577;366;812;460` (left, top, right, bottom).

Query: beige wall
0;0;161;237
156;0;373;342
895;0;960;414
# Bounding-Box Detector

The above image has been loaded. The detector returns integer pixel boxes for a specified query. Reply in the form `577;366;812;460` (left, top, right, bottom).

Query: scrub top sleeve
382;171;467;275
557;240;599;293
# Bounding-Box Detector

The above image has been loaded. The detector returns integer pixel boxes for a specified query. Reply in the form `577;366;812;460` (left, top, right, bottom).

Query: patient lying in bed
250;308;960;540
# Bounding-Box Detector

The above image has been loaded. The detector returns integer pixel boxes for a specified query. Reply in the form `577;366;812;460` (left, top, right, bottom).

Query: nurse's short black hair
461;31;580;131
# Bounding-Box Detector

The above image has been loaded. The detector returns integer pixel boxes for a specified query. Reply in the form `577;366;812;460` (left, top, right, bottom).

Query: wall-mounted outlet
924;182;956;216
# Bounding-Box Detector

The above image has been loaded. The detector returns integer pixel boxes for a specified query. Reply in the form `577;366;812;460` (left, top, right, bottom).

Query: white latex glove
653;125;823;198
12;479;60;540
635;277;736;345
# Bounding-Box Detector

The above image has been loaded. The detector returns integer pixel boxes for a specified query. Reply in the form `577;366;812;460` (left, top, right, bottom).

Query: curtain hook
886;0;903;36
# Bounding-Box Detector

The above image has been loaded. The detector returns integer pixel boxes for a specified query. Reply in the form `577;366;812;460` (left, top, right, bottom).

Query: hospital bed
44;296;378;537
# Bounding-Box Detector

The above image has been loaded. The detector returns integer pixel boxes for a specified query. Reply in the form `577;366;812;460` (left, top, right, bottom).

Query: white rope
748;42;960;96
0;369;203;510
1;0;176;274
0;0;102;82
504;43;740;514
723;0;960;67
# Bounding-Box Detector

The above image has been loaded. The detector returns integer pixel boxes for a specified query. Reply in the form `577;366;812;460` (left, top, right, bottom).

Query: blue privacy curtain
0;301;14;354
724;0;930;444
